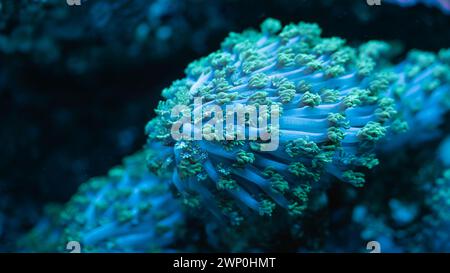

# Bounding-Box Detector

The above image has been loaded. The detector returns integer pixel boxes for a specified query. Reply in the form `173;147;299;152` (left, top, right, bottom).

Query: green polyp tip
271;76;286;88
297;80;312;93
118;188;133;198
288;202;307;217
289;41;311;55
432;64;450;82
297;22;322;41
328;113;349;128
293;184;311;202
343;90;362;108
217;177;238;191
233;40;254;54
359;41;391;60
357;58;375;77
277;50;296;67
248;91;269;105
94;199;108;211
438;48;450;64
285;138;321;158
147;157;164;174
173;86;191;105
443;169;450;180
278;80;296;103
406;65;422;79
331;47;356;65
313;37;345;55
209;51;233;69
393;83;406;98
357;121;386;142
146;117;171;142
295;53;315;65
263;167;289;193
117;207;134;223
301;91;321;107
186;57;211;79
108;167;124;180
378;97;395;109
271;174;290;193
178;158;203;178
69;189;88;204
215;91;238;104
342;170;365;187
279;24;300;42
325;64;345;78
408;50;436;67
327;126;344;144
212;77;232;93
235;150;255;166
221;139;245;151
138;202;152;213
355;153;379;169
375;98;397;123
162;79;190;100
306;59;324;72
228;211;244;226
391;119;409;134
182;194;201;209
259;199;276;216
423;79;441;93
288;162;307;176
242;58;267;74
260;18;282;35
320;89;339;103
217;163;231;176
312;151;334;168
288;162;320;181
369;72;396;94
248;72;269;89
279;22;321;43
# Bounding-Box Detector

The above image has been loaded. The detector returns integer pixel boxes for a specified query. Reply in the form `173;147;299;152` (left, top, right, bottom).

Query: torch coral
145;18;439;222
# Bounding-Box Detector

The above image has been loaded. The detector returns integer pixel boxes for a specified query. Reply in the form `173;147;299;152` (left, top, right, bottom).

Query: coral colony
20;18;450;252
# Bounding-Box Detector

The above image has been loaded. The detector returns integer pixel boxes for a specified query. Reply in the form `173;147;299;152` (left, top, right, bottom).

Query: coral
19;149;185;252
145;18;450;223
382;49;450;149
